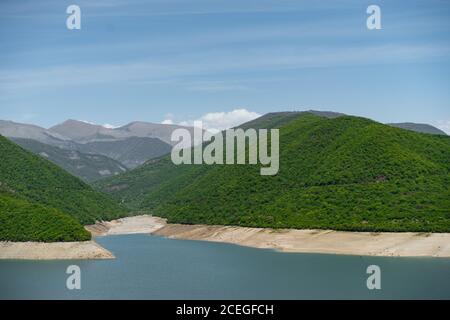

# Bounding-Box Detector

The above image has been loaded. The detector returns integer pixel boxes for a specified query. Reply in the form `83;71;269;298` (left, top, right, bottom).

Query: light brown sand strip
152;223;450;257
85;215;166;236
0;241;114;260
88;215;450;257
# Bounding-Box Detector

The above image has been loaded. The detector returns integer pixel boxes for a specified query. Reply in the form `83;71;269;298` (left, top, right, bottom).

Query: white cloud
79;120;97;125
165;108;261;133
161;119;174;125
78;120;119;129
102;123;119;129
198;109;261;133
434;120;450;135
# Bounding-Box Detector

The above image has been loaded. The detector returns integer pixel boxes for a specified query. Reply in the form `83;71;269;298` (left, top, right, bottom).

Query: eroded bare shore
153;223;450;257
85;215;166;236
2;215;449;260
0;240;114;260
90;215;450;257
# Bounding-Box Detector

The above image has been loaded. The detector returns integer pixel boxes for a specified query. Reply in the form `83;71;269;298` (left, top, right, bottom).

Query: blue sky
0;0;449;132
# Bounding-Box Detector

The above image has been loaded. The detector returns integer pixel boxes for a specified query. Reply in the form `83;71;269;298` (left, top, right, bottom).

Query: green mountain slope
0;135;126;230
97;113;450;232
94;112;307;209
0;191;91;242
12;138;128;182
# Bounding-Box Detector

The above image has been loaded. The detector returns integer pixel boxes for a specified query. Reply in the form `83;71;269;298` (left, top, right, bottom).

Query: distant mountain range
49;119;196;145
0;119;196;181
0;120;71;147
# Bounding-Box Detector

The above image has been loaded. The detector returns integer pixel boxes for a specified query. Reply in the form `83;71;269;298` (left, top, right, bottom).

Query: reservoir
1;234;449;299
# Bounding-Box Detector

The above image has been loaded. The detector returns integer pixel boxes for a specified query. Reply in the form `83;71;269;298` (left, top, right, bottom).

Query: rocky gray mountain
76;136;172;169
49;120;129;143
0;120;71;147
0;119;184;179
117;121;198;145
11;138;128;182
49;119;197;145
48;119;184;168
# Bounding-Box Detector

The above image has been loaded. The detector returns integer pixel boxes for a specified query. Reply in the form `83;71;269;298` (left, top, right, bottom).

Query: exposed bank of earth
92;215;450;258
1;215;449;260
0;240;113;260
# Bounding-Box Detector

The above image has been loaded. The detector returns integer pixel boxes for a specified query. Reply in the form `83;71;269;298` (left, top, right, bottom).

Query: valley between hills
0;111;449;259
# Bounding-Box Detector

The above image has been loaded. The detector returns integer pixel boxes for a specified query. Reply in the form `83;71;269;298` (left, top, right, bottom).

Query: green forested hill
0;192;91;242
0;135;126;241
94;112;308;209
97;113;450;232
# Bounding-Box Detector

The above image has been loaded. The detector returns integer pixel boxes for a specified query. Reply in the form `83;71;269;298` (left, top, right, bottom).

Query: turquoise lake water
1;234;449;299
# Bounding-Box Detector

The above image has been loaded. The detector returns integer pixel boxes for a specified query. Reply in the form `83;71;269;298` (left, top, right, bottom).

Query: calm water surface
1;234;449;299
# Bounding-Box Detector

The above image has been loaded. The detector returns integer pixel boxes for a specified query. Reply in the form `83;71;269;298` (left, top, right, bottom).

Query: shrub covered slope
97;113;450;232
0;135;126;241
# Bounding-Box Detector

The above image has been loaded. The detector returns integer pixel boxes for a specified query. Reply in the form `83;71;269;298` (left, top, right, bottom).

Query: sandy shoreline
2;215;449;260
85;215;166;236
0;241;114;260
153;224;450;257
91;215;450;257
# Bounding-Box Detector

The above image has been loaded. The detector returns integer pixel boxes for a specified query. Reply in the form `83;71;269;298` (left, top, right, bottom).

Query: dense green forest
0;192;91;242
97;112;450;232
0;135;127;242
